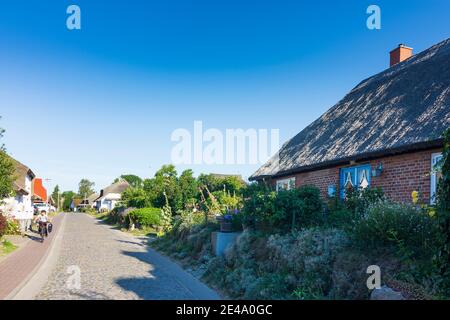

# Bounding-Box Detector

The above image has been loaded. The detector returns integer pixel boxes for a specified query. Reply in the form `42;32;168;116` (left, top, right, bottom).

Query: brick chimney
390;44;413;67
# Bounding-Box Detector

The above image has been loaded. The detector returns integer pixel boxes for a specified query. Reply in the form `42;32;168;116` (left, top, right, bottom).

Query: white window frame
430;152;443;205
276;177;296;192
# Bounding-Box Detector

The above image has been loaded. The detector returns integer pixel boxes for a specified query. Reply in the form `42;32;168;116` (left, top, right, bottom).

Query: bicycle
38;221;48;242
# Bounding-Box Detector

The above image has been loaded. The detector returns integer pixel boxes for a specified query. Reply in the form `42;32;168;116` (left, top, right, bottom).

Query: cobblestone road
35;213;220;300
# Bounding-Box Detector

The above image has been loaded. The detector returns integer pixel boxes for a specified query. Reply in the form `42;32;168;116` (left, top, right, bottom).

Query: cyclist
34;210;50;240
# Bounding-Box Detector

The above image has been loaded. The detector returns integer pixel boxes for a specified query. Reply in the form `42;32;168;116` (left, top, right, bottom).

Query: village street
14;213;219;300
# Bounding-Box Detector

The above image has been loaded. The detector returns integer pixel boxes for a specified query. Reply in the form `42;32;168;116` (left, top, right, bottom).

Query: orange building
32;178;47;203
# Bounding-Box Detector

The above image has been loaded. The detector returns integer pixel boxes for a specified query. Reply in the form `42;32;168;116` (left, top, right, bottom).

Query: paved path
35;213;220;300
0;214;63;299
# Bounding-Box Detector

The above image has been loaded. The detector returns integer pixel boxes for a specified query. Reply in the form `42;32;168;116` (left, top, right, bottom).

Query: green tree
179;169;198;208
0;120;15;201
121;187;149;208
61;191;76;211
152;165;181;211
51;185;61;209
78;179;95;198
197;174;245;194
114;174;143;188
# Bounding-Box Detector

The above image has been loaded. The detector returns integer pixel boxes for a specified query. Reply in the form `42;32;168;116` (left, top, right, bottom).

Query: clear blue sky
0;0;449;192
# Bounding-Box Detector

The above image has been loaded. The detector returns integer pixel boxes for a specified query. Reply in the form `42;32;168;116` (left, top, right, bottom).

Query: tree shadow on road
114;246;219;300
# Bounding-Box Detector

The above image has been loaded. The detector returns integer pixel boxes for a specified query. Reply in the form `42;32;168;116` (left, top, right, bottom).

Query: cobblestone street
35;213;219;300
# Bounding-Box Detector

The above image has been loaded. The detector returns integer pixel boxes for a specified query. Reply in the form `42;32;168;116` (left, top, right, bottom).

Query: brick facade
272;148;442;204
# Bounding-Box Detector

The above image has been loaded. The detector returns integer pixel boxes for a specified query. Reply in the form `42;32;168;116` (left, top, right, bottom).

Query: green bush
121;187;149;208
128;207;162;227
344;187;385;216
272;185;324;231
266;228;349;297
324;187;384;229
352;201;440;258
241;184;323;232
204;228;349;299
241;183;277;230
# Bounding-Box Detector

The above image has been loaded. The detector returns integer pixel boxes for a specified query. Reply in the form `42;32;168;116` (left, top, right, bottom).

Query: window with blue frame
339;164;371;198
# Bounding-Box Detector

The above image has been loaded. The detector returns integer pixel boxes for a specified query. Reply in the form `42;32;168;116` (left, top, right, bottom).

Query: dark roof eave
250;139;444;181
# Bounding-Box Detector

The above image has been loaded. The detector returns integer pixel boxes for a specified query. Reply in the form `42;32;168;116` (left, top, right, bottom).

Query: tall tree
154;165;181;211
51;185;60;208
179;169;198;208
0;118;15;201
114;174;143;188
61;191;76;211
78;179;95;198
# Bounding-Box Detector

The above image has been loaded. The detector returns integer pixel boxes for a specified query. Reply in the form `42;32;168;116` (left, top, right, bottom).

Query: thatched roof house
11;158;35;195
251;39;450;204
94;180;130;212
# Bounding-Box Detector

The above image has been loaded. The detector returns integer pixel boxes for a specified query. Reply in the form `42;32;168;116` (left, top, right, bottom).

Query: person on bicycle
34;210;49;238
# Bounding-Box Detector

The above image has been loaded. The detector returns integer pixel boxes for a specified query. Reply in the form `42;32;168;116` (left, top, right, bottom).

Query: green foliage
114;174;143;188
203;228;348;299
436;128;450;293
128;207;162;227
78;179;95;198
51;185;60;208
273;185;324;231
144;164;182;211
241;184;323;231
240;183;277;229
197;174;245;194
178;169;198;207
121;187;149;208
160;192;173;233
325;187;385;229
0;120;14;201
344;187;385;216
0;151;14;201
61;191;76;211
0;216;20;237
352;201;440;258
1;239;17;255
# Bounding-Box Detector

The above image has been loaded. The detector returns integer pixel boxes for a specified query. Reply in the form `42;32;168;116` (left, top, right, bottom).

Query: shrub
266;228;349;295
128;207;162;228
241;184;277;230
241;184;323;232
0;214;7;237
121;187;149;208
436;128;450;294
330;250;373;299
271;185;324;231
206;228;349;299
344;187;385;216
352;201;440;258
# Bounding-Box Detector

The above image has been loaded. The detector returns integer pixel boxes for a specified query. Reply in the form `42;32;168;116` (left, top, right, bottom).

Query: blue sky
0;0;449;192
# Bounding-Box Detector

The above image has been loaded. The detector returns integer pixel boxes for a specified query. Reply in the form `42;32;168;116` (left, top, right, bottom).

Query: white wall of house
96;193;121;212
0;174;34;220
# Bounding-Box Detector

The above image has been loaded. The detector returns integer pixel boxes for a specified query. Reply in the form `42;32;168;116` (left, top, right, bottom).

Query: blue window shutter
340;164;371;199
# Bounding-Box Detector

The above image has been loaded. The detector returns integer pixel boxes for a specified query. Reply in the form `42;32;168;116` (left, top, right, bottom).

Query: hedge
128;207;162;227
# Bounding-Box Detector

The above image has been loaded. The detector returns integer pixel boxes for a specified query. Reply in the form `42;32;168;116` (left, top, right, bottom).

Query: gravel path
35;213;220;300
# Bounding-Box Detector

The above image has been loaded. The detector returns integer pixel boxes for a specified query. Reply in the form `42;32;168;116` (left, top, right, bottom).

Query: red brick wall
272;148;442;204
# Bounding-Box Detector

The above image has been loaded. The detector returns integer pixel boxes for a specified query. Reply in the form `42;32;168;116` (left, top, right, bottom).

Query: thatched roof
10;157;35;194
95;180;130;201
251;38;450;180
79;193;99;205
